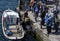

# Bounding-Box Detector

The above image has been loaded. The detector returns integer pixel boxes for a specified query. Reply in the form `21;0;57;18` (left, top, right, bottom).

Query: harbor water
0;0;37;41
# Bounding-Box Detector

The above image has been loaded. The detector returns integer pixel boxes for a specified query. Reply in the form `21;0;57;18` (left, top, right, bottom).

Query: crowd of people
18;0;59;34
33;3;59;34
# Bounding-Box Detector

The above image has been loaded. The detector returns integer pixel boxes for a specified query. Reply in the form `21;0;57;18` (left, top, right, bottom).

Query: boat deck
4;23;24;37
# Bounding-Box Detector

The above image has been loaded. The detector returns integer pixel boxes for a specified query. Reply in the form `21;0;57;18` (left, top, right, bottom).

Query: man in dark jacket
40;6;48;29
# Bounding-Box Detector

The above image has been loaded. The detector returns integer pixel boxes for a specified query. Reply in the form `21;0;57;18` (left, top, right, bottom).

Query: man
40;6;48;29
44;11;54;34
53;6;58;16
30;0;35;10
54;15;59;32
33;3;40;21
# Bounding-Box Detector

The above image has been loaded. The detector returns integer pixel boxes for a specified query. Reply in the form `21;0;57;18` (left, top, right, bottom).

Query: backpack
46;16;54;26
45;14;49;23
44;14;51;25
34;6;39;12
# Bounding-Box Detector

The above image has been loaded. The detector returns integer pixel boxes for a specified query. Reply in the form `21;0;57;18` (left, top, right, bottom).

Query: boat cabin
3;10;19;25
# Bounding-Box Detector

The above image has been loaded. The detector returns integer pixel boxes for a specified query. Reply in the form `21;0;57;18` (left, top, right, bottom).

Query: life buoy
2;16;4;21
2;16;4;24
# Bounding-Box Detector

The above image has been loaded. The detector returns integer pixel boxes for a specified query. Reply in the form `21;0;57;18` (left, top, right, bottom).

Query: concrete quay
20;11;50;41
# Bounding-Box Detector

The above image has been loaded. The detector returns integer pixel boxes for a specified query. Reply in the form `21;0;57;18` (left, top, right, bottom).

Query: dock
20;11;50;41
17;0;60;41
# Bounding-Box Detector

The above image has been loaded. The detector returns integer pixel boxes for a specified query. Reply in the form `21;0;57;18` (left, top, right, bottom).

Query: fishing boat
2;9;25;40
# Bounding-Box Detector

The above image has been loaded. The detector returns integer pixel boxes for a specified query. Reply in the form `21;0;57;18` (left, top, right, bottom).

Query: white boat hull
2;9;25;40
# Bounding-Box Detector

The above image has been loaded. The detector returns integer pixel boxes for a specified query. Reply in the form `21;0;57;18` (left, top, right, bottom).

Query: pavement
28;11;60;41
20;11;60;41
42;26;60;41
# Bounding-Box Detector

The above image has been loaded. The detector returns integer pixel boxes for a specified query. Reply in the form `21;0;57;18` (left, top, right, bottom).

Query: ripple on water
0;0;18;41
